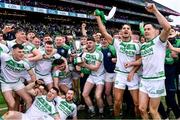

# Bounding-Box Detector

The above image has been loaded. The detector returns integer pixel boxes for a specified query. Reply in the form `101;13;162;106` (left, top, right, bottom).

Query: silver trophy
73;40;81;52
73;39;83;64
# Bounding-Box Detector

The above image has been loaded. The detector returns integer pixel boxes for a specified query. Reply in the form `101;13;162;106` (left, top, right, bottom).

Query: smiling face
32;37;41;48
100;37;108;47
80;36;87;45
43;36;52;43
13;47;24;61
27;32;35;41
93;33;101;43
55;36;65;47
15;31;27;43
45;43;54;55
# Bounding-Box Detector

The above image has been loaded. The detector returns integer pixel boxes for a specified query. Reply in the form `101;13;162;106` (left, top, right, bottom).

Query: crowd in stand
0;18;120;41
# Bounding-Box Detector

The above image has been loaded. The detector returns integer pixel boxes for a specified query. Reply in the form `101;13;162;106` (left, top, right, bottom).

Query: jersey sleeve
0;52;9;60
96;50;103;62
135;43;141;55
71;105;77;118
54;53;61;59
52;70;60;78
156;35;167;47
0;44;10;53
6;41;12;49
23;60;31;71
50;105;59;117
108;45;116;57
112;38;120;48
30;44;36;52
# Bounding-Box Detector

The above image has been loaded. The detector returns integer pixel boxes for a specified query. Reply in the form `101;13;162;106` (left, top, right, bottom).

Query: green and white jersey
96;43;102;48
35;50;61;76
0;43;9;53
113;38;140;74
6;39;17;51
52;69;72;81
55;96;77;120
82;49;105;76
23;42;36;54
140;36;166;80
165;38;180;65
0;53;31;83
25;95;58;120
6;40;35;53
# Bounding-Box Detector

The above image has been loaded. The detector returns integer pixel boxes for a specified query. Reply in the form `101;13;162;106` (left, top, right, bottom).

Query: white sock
99;108;104;113
89;106;95;112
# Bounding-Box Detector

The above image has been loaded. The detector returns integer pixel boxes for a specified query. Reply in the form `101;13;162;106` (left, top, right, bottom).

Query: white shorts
60;77;72;88
22;113;30;120
87;74;105;85
114;73;139;90
20;68;35;82
36;73;53;85
22;113;54;120
20;72;31;82
72;71;80;80
1;80;25;92
139;79;166;98
105;72;115;82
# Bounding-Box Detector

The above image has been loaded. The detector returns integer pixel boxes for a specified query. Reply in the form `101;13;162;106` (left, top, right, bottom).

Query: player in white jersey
78;37;105;118
27;31;35;42
6;28;42;64
0;43;9;53
125;3;171;119
95;14;140;118
42;34;53;46
53;59;72;94
0;31;9;53
55;89;77;120
2;87;60;120
5;28;42;82
34;41;62;90
31;36;41;49
0;44;37;111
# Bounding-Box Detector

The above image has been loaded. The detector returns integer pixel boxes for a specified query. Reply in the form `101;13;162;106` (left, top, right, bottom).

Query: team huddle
0;2;179;120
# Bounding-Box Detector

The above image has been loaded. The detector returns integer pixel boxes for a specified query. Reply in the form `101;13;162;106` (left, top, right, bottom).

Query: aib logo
107;52;111;57
61;49;65;54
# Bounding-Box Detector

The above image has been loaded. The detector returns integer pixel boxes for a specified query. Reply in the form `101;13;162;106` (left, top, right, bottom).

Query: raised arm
79;60;101;72
95;16;113;44
146;3;171;42
28;48;42;62
168;41;180;53
81;23;87;37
